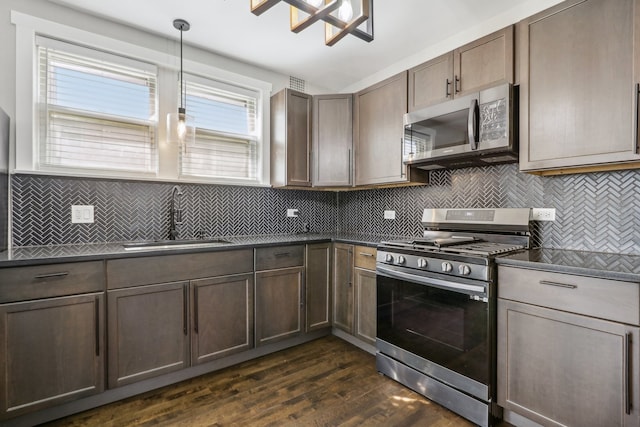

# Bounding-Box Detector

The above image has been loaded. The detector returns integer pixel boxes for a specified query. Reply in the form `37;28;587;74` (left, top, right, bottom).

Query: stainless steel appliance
403;84;517;170
376;208;531;427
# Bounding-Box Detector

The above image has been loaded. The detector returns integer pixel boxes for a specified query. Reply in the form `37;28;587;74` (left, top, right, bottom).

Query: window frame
36;36;159;176
12;11;272;186
179;72;261;183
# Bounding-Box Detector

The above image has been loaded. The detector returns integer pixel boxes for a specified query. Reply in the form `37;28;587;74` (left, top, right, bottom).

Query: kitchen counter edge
496;248;640;283
0;233;394;267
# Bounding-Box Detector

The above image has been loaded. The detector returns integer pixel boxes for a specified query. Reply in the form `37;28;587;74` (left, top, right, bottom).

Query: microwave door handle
468;98;479;150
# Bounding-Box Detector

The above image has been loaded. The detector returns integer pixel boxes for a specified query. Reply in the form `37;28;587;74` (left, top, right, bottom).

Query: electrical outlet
286;208;299;218
384;210;396;220
531;208;556;222
71;205;94;224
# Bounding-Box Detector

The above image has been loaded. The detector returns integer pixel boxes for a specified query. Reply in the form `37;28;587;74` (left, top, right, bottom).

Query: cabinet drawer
498;266;640;325
255;245;304;271
0;261;105;303
107;249;253;289
354;246;376;271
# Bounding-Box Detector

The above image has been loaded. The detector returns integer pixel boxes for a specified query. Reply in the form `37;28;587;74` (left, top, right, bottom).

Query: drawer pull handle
275;252;291;258
34;272;69;280
539;280;577;289
358;252;375;257
625;332;632;415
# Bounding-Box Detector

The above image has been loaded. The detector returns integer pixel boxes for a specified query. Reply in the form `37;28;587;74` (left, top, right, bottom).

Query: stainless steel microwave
403;83;517;170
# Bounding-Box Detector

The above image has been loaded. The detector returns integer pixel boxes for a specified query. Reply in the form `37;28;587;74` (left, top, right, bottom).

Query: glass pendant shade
167;107;195;149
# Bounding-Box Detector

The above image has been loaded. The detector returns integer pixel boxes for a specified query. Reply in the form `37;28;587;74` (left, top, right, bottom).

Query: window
180;75;260;182
13;11;271;185
37;37;157;173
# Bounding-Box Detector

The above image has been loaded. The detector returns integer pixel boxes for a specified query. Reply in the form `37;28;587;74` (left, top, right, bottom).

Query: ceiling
47;0;557;92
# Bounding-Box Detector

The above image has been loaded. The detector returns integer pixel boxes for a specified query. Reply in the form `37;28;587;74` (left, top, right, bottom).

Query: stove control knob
417;258;428;268
458;264;471;276
441;262;453;273
385;254;394;263
397;256;406;265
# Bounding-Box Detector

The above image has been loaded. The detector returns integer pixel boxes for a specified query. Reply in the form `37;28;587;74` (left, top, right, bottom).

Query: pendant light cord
180;26;184;110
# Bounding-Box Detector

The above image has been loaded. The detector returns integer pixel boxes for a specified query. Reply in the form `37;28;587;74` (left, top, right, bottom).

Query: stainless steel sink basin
123;239;232;251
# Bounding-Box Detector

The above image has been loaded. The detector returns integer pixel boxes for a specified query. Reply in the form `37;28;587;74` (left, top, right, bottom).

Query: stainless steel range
376;208;531;427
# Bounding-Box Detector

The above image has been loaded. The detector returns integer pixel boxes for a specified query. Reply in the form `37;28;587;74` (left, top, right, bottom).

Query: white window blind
37;36;157;173
180;75;260;181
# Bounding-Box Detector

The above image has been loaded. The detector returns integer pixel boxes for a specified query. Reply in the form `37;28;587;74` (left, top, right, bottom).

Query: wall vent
289;76;305;92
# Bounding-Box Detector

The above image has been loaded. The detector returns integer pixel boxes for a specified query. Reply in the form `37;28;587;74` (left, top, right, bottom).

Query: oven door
376;264;492;401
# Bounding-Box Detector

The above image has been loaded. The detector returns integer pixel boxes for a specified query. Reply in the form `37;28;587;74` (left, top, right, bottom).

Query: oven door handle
376;265;487;296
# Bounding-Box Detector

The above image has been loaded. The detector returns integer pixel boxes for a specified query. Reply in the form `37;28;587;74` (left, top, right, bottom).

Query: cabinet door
408;52;454;112
332;243;354;333
453;26;514;97
312;94;353;187
108;281;189;388
191;273;254;365
305;243;331;332
354;267;376;345
498;299;640;427
354;72;409;186
519;0;640;172
255;267;303;346
271;88;312;187
0;293;104;420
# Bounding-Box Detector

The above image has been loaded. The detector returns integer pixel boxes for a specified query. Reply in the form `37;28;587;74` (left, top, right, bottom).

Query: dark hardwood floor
43;336;474;426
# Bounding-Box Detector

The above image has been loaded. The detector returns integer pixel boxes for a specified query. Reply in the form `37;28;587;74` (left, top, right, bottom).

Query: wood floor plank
43;336;474;426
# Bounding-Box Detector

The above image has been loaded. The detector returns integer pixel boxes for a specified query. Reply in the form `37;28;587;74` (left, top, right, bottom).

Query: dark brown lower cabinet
498;299;640;427
332;243;354;334
305;243;331;332
0;293;104;420
191;273;254;364
353;267;376;345
255;267;304;346
107;281;189;388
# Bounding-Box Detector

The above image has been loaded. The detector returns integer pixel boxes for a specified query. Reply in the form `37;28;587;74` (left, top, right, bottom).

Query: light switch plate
384;210;396;220
71;205;94;224
286;208;299;218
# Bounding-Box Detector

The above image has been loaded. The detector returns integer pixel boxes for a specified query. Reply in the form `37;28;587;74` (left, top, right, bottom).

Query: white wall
340;0;565;93
0;0;327;153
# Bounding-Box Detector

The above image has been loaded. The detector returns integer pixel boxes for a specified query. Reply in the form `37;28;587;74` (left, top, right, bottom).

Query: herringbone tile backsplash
10;164;640;255
336;164;640;255
11;175;336;246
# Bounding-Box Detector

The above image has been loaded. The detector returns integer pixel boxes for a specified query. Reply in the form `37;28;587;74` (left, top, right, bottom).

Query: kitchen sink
123;238;233;251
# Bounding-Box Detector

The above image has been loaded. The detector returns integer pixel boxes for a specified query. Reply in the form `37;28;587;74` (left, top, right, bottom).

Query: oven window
377;274;489;385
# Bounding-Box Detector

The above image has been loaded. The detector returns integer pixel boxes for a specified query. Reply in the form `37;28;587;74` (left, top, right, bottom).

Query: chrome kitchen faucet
169;185;184;240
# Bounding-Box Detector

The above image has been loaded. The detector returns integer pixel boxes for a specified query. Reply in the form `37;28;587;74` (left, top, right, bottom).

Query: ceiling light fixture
167;19;195;150
250;0;373;46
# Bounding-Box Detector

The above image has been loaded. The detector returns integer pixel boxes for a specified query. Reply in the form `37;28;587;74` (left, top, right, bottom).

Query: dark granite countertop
0;233;407;267
496;248;640;283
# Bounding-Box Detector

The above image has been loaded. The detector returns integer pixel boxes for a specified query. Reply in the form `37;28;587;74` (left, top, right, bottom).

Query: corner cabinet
408;26;514;112
354;72;428;186
271;88;312;187
332;243;377;347
497;265;640;427
312;94;353;187
305;243;332;331
332;243;354;333
518;0;640;174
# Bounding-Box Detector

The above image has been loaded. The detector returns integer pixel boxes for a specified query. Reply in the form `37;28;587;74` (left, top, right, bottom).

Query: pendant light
167;19;195;150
